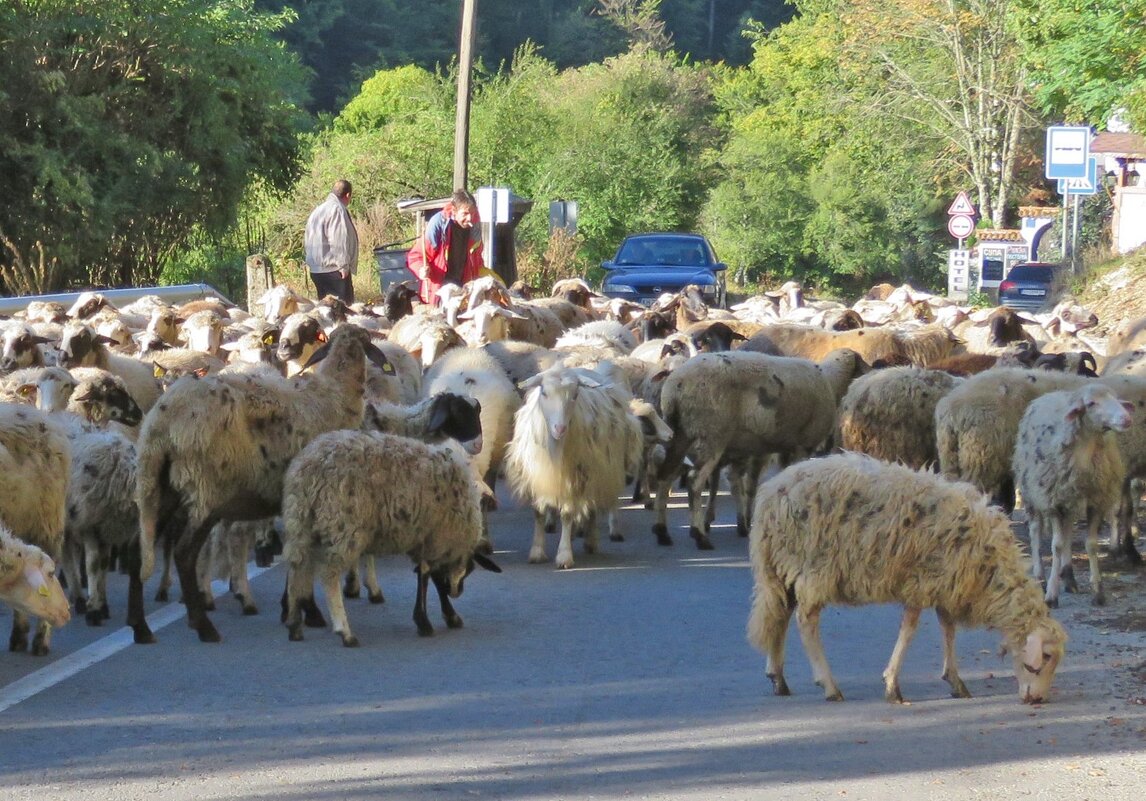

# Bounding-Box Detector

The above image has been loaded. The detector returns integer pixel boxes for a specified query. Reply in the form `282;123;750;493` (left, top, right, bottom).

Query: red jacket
406;203;484;304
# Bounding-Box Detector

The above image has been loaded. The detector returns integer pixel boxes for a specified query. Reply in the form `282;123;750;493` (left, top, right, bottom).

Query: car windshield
615;238;709;267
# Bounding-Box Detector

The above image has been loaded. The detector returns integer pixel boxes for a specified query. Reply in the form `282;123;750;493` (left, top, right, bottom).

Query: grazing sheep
748;453;1067;704
135;324;393;644
1014;384;1132;606
281;430;501;646
506;363;644;569
0;403;71;654
0;522;70;630
935;368;1087;512
838;367;962;469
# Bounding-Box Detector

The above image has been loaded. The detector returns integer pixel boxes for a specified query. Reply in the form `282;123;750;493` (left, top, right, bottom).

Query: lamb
134;324;393;644
281;429;501;646
0;522;70;630
0;403;71;654
652;351;840;549
838;366;962;470
747;452;1067;704
1014;384;1132;606
506;363;644;569
935;368;1087;512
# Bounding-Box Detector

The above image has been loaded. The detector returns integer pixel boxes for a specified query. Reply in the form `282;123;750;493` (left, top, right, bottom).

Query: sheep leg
155;536;174;602
607;508;624;542
936;608;970;698
227;530;258;616
62;537;88;614
1027;513;1044;581
882;606;921;703
747;575;793;696
583;510;600;554
431;570;464;629
84;542;109;626
651;476;673;546
1044;514;1068;608
342;565;362;598
413;566;435;636
528;506;550;564
555;511;577;569
174;518;221;643
284;566;310;641
320;565;357;647
8;611;29;652
196;534;216;612
360;556;385;604
703;469;720;533
126;544;155;644
29;619;52;657
687;458;719;550
1085;504;1106;606
1114;485;1142;564
737;455;768;538
795;605;842;701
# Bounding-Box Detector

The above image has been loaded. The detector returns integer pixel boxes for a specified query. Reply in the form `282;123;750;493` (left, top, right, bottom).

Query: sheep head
1012;619;1066;704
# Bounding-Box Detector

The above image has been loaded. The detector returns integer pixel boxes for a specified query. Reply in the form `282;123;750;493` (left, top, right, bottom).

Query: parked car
600;232;727;308
998;262;1057;312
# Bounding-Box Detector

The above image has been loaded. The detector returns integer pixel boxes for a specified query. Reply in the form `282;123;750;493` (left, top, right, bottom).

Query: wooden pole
453;0;477;191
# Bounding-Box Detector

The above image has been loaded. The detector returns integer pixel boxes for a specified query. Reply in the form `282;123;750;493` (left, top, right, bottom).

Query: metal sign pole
1060;193;1068;261
1071;192;1081;273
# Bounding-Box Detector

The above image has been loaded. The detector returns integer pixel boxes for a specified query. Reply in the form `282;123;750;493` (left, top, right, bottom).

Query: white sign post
1046;126;1092;261
948;249;971;300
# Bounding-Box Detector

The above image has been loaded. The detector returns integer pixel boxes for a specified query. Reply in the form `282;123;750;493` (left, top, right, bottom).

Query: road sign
1056;156;1099;196
948;214;975;239
947;249;971;299
1045;126;1091;179
947;191;976;216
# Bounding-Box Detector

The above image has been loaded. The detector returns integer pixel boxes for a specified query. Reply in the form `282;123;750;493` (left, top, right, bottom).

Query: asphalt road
1;484;1144;801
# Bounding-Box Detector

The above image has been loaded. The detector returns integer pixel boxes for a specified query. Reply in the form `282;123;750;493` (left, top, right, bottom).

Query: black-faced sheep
281;430;501;646
748;453;1067;704
1015;384;1132;606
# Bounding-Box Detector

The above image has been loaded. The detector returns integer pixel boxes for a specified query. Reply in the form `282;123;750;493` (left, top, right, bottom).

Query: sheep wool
747;452;1066;704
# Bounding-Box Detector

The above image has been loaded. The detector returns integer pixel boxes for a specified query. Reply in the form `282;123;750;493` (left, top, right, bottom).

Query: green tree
0;0;308;292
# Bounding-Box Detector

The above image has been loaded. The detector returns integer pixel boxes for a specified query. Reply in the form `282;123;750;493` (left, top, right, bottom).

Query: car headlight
700;284;717;296
606;284;637;294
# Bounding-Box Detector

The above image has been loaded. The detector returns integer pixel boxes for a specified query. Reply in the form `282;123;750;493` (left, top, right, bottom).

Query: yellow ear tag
263;334;275;345
383;363;395;374
38;584;50;597
153;365;166;378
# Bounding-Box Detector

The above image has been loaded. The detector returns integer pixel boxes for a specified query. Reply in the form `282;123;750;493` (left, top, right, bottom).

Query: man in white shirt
303;179;358;304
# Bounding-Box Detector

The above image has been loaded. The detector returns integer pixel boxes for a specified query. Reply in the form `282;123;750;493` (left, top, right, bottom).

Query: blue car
998;262;1056;312
600;233;727;308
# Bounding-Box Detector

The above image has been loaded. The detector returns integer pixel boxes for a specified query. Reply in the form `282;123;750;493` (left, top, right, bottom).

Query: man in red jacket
406;189;484;305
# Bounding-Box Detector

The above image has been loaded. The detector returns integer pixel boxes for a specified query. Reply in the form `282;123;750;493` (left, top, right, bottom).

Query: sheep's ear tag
16;383;36;398
153;364;167;378
38;583;50;597
262;334;275;345
316;330;328;343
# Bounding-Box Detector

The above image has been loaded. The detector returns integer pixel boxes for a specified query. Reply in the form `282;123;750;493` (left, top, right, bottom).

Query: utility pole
453;0;477;191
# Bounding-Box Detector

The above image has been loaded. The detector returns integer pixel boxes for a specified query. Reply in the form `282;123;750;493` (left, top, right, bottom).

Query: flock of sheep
1;273;1143;706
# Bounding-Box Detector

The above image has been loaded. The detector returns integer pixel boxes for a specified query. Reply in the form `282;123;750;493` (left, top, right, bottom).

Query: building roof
977;229;1025;242
1018;206;1061;218
1091;131;1146;157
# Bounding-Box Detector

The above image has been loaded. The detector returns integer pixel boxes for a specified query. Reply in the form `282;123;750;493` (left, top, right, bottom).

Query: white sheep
748;452;1067;704
1;321;55;372
0;522;70;630
1014;384;1132;606
0;402;71;654
506;363;644;569
57;320;162;412
281;429;501;646
135;324;393;644
838;366;963;469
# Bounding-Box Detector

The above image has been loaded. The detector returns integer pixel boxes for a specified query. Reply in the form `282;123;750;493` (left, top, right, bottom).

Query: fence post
245;253;274;313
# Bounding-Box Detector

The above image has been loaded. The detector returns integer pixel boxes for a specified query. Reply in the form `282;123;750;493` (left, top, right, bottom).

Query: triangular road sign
948;191;976;216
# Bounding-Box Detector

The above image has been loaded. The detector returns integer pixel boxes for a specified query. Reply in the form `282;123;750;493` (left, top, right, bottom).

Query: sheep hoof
31;635;50;657
203;599;216;612
528;549;549;564
368;592;385;605
475;539;494;556
944;674;971;698
652;524;673;546
609;533;624;542
769;675;791;696
154;588;169;603
884;687;904;704
340;634;360;648
416;621;434;637
8;630;28;653
303;603;326;629
242;603;259;616
196;622;221;643
132;624;156;644
99;604;110;620
690;527;714;550
1044;596;1059;609
288;625;304;642
824;690;844;702
555;558;575;570
445;614;464;629
644;500;654;511
85;609;105;627
1092;591;1106;607
737;521;749;538
342;576;361;598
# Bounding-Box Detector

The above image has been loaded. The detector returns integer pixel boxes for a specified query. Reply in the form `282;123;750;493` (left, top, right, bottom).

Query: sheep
281;429;501;646
0;522;70;630
1014;384;1132;607
363;392;484;449
255;285;309;324
554;320;639;357
481;340;563;388
935;368;1087;512
506;363;644;569
0;403;71;654
57;320;162;412
838;366;963;470
1;321;55;372
275;312;327;376
1033;351;1099;377
747;452;1067;704
949;306;1036;355
753;322;960;367
179;310;226;358
388;310;466;368
134;324;393;644
652;351;840;549
455;300;529;346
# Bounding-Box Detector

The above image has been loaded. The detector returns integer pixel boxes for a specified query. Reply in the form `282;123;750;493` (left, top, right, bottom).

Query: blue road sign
1056;156;1099;196
1045;126;1091;180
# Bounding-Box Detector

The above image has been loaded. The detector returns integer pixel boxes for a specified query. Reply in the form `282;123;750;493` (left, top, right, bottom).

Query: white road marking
0;564;273;713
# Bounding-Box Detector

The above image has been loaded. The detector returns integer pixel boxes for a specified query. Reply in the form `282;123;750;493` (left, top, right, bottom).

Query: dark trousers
310;270;354;304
